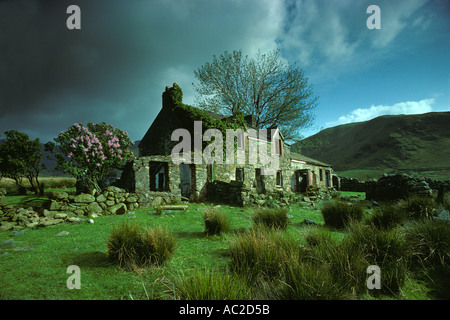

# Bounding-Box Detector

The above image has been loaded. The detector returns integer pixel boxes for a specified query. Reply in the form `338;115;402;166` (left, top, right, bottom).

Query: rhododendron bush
53;122;134;191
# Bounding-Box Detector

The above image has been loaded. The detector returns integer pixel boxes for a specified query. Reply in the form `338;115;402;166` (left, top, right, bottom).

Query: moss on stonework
166;84;247;134
165;83;183;104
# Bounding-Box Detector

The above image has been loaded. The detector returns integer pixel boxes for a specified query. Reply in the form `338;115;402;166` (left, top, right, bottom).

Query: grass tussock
252;207;289;230
203;207;231;236
397;194;436;220
321;200;364;229
228;225;353;300
345;221;409;295
303;226;333;247
171;269;251;300
277;259;352;300
436;192;450;211
367;204;407;230
227;225;301;283
403;218;450;299
107;221;176;269
403;219;450;270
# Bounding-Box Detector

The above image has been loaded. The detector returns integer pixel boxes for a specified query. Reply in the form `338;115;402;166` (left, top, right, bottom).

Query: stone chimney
162;83;183;109
244;114;257;127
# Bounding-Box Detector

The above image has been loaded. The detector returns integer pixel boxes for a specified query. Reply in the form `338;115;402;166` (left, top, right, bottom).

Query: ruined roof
290;151;331;167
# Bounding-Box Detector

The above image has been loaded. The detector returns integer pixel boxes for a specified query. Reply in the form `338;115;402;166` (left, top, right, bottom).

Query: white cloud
326;98;435;127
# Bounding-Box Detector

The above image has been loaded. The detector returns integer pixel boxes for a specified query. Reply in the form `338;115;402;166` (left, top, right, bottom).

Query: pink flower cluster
62;123;126;168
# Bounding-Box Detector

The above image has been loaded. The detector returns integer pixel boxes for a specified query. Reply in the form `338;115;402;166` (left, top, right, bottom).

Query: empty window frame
149;161;169;191
274;139;282;156
276;170;283;187
236;168;244;182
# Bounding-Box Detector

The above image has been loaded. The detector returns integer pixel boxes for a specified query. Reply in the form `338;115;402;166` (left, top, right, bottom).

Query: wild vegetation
1;187;449;300
0;130;46;195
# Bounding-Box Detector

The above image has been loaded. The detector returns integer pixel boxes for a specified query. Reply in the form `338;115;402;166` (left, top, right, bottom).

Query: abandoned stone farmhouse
120;83;334;206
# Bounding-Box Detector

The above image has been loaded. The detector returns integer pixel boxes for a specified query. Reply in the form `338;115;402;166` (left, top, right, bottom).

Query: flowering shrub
53;122;134;191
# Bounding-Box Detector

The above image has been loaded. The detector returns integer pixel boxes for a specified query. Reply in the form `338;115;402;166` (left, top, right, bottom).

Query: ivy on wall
167;83;248;135
165;83;249;162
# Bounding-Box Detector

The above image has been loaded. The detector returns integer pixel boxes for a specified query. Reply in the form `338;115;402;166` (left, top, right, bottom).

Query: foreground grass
0;192;438;300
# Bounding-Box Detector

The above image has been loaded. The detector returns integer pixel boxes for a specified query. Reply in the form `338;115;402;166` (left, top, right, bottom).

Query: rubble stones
0;222;16;232
109;203;127;215
366;174;433;201
48;191;68;201
74;193;95;203
0;187;141;231
86;202;102;214
340;174;444;201
205;179;338;208
434;209;450;221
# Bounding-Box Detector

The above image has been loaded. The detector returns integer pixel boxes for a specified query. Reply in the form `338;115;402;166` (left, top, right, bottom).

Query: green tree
193;49;318;142
50;122;134;192
0;130;44;194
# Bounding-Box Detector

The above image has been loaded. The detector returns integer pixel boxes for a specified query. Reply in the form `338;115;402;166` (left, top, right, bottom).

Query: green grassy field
0;201;325;300
0;191;445;300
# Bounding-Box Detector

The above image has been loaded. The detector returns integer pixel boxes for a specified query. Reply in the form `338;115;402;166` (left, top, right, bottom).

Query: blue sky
0;0;449;142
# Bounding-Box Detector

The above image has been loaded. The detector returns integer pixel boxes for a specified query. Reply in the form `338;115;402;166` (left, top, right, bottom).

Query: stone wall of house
139;84;183;157
205;178;337;208
206;180;244;206
119;155;182;205
120;149;335;206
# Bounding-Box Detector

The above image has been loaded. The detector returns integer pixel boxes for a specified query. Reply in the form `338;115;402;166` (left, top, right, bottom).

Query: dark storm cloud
6;0;444;143
0;0;284;142
1;1;158;114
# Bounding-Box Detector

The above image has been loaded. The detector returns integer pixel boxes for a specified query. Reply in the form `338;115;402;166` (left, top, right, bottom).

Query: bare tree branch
193;49;317;142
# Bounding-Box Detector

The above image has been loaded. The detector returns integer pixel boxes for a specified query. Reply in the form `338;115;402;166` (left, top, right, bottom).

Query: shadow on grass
65;251;115;268
210;247;230;259
175;231;206;239
420;267;450;300
174;227;251;240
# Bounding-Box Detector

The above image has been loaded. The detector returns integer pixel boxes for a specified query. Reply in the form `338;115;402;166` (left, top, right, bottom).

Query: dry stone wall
0;185;182;232
0;187;131;231
339;173;448;201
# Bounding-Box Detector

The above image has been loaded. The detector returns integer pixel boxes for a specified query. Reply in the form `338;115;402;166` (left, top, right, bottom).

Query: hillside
293;112;450;180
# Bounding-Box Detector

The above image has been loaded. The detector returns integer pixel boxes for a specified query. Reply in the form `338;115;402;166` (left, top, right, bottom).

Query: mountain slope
293;112;450;177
